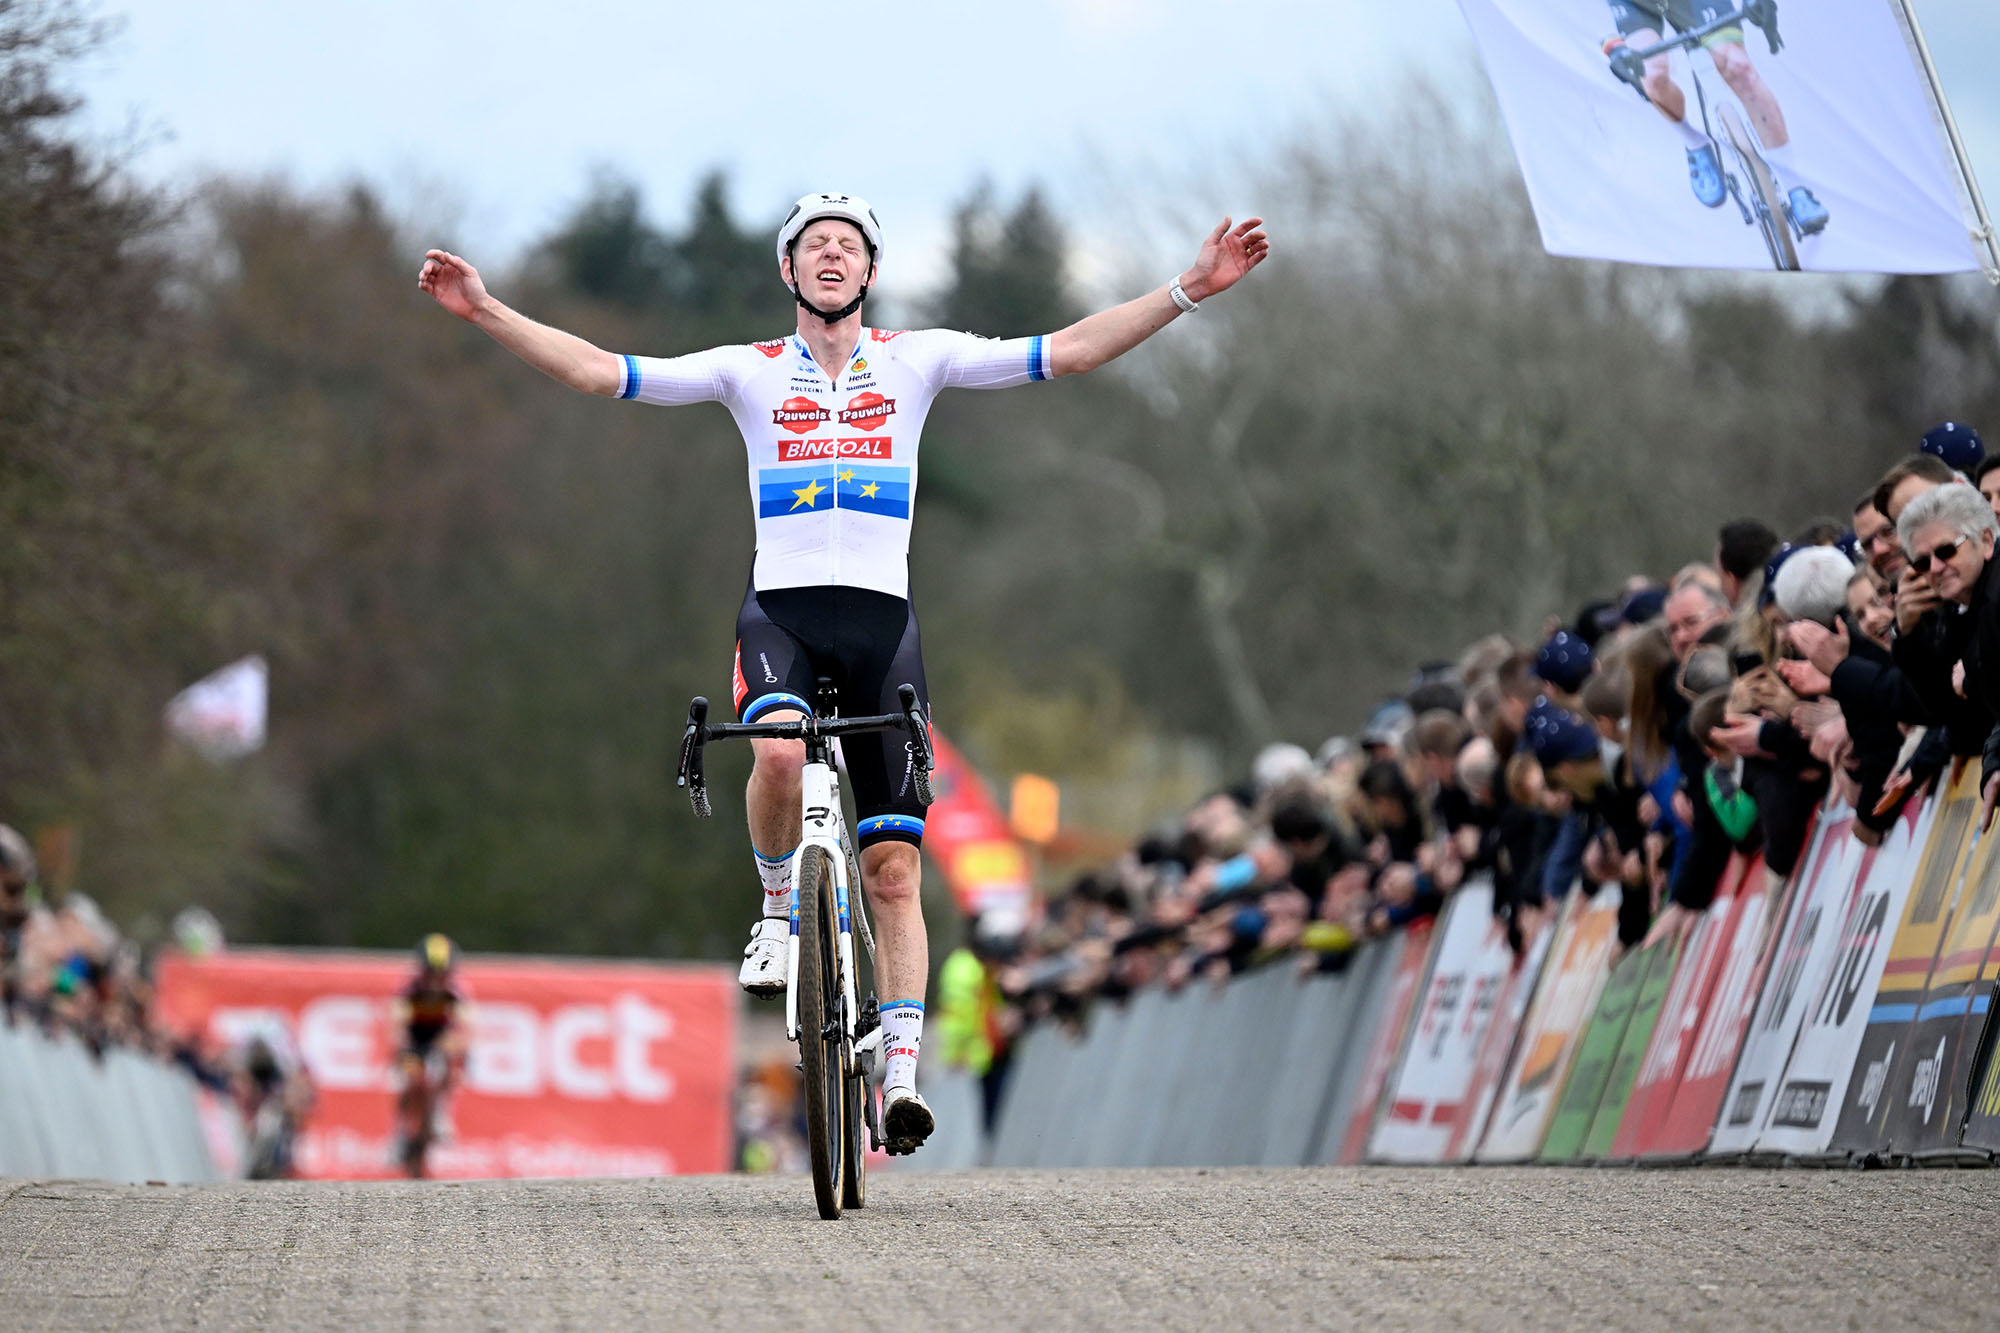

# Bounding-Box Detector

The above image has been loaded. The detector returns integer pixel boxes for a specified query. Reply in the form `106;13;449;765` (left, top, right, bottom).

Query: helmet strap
794;284;869;324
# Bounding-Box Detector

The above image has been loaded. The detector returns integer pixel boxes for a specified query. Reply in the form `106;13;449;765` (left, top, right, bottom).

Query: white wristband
1168;277;1199;313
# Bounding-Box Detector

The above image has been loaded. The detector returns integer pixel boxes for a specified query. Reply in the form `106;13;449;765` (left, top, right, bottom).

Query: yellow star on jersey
859;481;881;499
790;477;827;511
838;467;855;483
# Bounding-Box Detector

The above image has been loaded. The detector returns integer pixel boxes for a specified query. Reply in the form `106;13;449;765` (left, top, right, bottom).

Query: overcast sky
71;0;2000;297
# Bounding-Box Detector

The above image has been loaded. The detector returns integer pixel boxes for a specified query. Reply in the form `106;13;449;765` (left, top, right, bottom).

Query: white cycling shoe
739;918;788;997
881;1086;935;1156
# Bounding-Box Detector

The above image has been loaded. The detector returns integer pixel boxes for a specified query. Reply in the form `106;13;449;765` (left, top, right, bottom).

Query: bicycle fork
785;761;860;1046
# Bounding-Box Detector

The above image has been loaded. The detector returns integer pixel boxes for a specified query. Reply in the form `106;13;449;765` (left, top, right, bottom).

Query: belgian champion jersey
617;328;1053;599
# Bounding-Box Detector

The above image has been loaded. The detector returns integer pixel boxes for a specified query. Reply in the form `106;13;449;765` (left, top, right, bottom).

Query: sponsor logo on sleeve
838;392;896;430
772;397;830;434
751;339;786;359
869;329;904;343
777;436;892;461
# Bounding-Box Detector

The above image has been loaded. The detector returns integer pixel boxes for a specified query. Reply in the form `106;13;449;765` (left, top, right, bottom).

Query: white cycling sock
755;846;795;919
1670;110;1709;151
881;1000;924;1091
1762;141;1799;185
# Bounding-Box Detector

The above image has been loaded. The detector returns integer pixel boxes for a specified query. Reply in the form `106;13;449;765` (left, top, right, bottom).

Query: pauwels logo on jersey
773;397;830;434
838;392;896;431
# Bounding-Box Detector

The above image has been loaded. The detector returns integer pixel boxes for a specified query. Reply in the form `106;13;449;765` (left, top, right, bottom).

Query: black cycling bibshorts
732;582;932;850
1608;0;1743;46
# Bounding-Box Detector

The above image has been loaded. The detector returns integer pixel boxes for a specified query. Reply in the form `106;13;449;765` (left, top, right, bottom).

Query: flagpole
1893;0;2000;284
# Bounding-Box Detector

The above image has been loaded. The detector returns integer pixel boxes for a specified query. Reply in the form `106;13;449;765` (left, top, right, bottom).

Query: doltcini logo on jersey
773;397;831;435
838;392;896;431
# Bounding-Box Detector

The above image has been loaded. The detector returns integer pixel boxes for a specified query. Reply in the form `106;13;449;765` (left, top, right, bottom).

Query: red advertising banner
155;950;735;1179
924;733;1035;921
1609;857;1755;1158
1335;919;1437;1165
1641;858;1782;1158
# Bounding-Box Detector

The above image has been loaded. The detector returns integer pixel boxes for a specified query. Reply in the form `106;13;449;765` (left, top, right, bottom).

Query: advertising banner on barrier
1444;908;1558;1162
1636;857;1779;1158
1828;768;1979;1156
1710;810;1862;1156
1369;883;1519;1163
155;949;735;1179
1580;932;1683;1160
1756;790;1934;1156
1885;804;2000;1156
1963;1001;2000;1154
1453;0;1984;274
1334;920;1438;1165
1475;885;1622;1162
1539;938;1665;1162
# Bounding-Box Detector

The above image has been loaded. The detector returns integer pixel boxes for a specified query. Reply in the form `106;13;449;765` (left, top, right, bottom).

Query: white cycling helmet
775;192;883;266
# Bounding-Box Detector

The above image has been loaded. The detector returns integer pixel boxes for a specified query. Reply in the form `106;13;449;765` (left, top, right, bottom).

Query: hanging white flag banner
1455;0;1990;273
165;655;269;761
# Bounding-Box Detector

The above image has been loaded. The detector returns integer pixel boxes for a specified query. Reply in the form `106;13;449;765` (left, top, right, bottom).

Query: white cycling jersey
617;328;1053;599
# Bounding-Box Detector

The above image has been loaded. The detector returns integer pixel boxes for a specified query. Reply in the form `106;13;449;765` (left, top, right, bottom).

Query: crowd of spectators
952;419;1996;1085
0;821;298;1169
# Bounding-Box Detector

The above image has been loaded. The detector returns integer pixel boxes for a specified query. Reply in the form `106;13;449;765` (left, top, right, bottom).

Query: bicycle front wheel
796;844;846;1219
1718;103;1799;272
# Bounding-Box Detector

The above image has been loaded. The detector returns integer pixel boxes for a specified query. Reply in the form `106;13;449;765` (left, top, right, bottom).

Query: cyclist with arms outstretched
419;193;1268;1154
1603;0;1828;233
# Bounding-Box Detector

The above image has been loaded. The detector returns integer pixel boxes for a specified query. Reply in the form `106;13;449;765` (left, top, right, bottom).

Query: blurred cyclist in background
393;933;469;1175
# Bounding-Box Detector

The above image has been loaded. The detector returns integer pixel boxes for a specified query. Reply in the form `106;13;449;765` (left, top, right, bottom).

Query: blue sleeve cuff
618;354;641;400
1028;334;1051;382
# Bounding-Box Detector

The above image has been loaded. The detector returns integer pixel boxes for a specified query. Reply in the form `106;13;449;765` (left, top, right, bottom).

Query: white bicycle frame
784;759;866;1046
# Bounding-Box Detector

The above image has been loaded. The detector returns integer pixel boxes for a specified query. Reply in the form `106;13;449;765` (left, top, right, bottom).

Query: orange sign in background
155;950;736;1179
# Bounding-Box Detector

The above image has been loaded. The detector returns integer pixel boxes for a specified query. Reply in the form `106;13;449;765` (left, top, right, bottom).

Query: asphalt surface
3;1166;1996;1330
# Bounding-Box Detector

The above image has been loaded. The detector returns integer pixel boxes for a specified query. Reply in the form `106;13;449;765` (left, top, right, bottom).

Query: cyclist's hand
418;249;491;322
1179;217;1269;302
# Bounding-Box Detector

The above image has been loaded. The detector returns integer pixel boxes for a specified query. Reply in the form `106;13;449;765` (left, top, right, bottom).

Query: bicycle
394;1047;452;1179
1605;1;1808;271
676;678;935;1219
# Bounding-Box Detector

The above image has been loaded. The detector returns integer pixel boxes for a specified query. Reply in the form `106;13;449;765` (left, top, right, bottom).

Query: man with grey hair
1664;579;1731;662
1772;546;1858;628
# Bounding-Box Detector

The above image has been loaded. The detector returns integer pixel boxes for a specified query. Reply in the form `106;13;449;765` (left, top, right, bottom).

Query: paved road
3;1166;1995;1330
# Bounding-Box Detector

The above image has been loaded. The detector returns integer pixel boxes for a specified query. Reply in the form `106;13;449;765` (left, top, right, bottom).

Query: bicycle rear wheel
796;844;846;1219
843;998;875;1210
1718;103;1798;272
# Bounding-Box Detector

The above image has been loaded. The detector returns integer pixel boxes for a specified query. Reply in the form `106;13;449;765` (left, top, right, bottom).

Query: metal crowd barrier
0;1023;219;1182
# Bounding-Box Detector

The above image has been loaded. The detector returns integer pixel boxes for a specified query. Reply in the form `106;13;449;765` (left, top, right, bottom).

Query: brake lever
896;683;935;805
677;697;712;818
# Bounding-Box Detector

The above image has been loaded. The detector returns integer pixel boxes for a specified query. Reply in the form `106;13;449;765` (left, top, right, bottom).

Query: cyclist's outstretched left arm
1047;216;1268;377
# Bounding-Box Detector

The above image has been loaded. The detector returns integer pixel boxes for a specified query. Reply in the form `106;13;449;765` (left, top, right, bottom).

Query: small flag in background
165;655;268;761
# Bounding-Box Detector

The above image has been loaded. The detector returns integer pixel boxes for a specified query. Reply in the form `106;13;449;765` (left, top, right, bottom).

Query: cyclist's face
785;220;874;309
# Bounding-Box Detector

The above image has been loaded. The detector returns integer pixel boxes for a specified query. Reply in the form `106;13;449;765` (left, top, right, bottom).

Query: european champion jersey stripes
615;328;1053;599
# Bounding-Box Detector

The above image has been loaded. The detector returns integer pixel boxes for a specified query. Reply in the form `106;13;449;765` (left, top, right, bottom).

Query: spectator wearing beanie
1919;420;1984;477
1526;697;1651;944
1535;631;1595;701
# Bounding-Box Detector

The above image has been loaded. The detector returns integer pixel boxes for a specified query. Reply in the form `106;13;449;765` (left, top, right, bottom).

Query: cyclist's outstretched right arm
418;249;623;397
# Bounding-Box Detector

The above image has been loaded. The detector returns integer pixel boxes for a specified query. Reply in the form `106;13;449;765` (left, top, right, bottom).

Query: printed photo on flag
1455;0;1984;272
